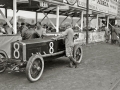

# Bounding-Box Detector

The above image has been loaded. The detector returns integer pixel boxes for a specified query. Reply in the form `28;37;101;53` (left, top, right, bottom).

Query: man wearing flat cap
52;22;78;68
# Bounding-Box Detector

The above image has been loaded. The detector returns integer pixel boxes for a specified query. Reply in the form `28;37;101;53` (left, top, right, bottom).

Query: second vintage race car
0;35;83;82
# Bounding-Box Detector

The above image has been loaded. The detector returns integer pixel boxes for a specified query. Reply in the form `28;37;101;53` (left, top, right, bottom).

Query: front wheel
26;54;44;82
0;50;8;73
73;44;83;64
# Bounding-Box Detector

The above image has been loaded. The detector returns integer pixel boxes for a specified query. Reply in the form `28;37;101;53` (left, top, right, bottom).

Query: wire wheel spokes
26;54;44;82
0;54;6;73
30;59;42;79
75;48;81;61
0;54;5;62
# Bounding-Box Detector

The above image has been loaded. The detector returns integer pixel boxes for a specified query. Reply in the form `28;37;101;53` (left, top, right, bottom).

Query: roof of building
0;0;85;17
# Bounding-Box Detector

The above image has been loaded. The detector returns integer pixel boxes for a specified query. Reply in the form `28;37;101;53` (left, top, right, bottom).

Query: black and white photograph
0;0;120;90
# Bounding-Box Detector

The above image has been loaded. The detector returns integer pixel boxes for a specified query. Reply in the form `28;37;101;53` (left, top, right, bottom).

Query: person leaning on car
52;22;78;68
22;24;40;40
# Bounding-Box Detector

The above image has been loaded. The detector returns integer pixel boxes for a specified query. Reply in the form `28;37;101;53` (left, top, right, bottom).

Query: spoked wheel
26;54;44;82
0;50;8;73
73;44;83;63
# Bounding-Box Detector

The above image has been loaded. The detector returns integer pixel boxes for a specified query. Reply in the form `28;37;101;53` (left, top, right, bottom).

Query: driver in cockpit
22;24;40;40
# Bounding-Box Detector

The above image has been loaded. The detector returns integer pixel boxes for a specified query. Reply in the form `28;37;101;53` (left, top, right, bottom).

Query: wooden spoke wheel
26;54;44;82
73;44;83;63
0;50;8;73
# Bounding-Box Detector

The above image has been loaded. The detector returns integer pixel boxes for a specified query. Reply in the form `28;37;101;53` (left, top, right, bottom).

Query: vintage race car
0;35;83;82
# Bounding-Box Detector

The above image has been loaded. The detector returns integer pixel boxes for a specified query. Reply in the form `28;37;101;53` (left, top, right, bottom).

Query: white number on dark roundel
49;42;54;54
13;42;20;59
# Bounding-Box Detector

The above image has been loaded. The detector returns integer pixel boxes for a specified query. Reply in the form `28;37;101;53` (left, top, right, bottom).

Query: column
80;11;83;32
115;19;117;25
56;5;59;33
5;8;7;18
106;16;109;28
13;0;17;34
36;12;38;24
86;0;89;44
96;14;98;30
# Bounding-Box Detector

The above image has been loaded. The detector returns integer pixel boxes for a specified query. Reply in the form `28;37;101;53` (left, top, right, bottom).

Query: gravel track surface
1;42;120;90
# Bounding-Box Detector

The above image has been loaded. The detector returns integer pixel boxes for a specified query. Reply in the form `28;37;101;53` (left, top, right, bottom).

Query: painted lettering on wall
97;0;109;7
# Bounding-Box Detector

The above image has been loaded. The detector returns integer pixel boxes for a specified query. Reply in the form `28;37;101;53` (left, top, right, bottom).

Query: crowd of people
19;22;48;40
0;22;49;40
0;22;55;35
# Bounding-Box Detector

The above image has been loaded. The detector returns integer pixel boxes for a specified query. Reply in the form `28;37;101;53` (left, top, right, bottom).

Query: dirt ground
1;42;120;90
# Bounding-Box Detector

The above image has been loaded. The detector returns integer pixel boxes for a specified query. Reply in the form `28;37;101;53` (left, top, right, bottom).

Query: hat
64;22;71;27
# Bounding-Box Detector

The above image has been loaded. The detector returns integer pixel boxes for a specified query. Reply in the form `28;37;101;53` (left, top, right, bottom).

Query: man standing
52;22;77;68
104;26;110;43
111;25;118;44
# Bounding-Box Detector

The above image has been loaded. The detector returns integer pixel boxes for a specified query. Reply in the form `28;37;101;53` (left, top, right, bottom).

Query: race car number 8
49;42;54;54
13;43;20;59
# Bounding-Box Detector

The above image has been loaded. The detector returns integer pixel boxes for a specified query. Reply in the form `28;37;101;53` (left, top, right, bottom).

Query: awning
0;0;84;17
0;0;29;8
0;0;13;8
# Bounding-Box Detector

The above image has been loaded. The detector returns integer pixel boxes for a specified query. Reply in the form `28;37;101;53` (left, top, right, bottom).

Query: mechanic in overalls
52;22;78;68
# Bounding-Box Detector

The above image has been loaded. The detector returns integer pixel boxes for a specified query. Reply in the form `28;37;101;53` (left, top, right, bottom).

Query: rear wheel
73;44;83;63
0;50;8;73
26;54;44;82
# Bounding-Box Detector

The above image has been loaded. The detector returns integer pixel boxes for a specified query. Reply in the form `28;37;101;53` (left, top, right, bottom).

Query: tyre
73;44;83;64
0;50;8;73
26;54;44;82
